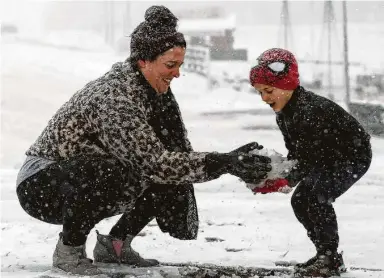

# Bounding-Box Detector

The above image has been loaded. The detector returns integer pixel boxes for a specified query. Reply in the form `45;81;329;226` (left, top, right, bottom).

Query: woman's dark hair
129;6;187;64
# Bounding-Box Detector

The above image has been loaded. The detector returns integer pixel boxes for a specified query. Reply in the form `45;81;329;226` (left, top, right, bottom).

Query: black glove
206;142;272;184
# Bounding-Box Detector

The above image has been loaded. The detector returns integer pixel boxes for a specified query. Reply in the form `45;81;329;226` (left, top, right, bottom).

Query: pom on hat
130;6;186;63
249;48;300;90
144;5;178;29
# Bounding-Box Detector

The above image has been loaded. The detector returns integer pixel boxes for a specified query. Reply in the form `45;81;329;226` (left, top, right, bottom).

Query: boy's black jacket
276;86;372;186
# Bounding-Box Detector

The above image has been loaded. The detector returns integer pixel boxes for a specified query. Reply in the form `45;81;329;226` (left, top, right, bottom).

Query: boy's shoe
294;252;346;274
294;254;319;270
53;233;101;276
294;253;345;277
335;252;347;273
93;230;159;267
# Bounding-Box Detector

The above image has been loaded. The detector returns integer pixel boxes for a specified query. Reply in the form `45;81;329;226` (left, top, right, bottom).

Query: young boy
249;48;372;277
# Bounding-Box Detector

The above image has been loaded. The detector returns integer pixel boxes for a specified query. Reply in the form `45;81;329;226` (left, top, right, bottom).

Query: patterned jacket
26;60;213;186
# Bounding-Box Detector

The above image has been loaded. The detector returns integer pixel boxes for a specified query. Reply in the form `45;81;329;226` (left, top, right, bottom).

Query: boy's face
253;83;294;112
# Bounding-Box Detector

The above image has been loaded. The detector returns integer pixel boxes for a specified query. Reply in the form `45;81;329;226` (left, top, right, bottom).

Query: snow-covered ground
1;39;384;278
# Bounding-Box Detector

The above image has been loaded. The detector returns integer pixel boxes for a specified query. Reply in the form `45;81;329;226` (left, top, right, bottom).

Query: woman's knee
16;182;30;211
16;179;62;224
17;182;41;220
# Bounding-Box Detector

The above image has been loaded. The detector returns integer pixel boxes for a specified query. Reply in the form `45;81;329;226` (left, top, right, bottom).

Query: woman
16;6;272;276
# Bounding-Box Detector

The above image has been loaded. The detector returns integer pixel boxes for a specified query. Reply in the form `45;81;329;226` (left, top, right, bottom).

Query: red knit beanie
249;48;300;90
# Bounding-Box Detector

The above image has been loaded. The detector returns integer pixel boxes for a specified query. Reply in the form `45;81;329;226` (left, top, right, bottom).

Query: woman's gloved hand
206;142;272;184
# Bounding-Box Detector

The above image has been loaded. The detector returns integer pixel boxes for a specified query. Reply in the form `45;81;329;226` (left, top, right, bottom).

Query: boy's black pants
291;162;370;255
16;158;198;246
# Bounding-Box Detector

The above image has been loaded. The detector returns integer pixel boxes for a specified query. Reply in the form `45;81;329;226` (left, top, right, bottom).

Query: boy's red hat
249;48;300;90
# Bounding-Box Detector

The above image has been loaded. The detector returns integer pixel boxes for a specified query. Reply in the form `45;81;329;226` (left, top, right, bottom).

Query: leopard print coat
26;60;213;187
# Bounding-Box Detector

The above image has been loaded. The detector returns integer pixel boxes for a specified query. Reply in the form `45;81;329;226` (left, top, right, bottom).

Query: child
249;48;372;277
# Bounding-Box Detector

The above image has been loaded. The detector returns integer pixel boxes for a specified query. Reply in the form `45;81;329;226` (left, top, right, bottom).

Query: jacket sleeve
275;118;307;187
95;94;213;185
286;161;310;187
276;117;294;159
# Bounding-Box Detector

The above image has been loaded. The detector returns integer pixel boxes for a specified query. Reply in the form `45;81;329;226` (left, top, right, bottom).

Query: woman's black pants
16;158;198;246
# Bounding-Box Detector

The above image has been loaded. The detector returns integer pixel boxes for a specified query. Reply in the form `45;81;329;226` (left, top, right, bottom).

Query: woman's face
139;47;186;94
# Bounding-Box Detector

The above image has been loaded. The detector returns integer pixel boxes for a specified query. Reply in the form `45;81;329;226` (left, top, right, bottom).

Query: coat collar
279;86;304;117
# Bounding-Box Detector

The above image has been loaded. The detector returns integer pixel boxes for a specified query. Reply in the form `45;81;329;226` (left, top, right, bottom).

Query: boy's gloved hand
206;142;272;184
252;178;292;194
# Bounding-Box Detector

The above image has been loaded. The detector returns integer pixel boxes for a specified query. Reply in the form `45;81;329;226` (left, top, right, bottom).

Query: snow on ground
1;40;384;278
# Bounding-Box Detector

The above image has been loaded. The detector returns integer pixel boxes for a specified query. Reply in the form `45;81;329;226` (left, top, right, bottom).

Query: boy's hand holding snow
252;178;292;194
245;148;298;194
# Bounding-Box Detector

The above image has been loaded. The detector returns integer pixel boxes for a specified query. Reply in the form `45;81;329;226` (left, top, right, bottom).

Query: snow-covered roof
178;14;236;36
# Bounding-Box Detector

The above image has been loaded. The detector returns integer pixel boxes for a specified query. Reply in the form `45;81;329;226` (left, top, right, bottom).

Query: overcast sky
2;1;384;27
145;1;384;25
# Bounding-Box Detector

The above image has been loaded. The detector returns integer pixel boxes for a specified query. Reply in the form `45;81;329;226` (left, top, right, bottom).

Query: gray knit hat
130;6;186;63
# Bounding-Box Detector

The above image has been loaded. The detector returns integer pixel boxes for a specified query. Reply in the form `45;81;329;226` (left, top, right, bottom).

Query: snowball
246;148;298;191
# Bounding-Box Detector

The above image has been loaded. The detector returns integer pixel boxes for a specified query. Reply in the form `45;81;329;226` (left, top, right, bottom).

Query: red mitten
252;178;292;194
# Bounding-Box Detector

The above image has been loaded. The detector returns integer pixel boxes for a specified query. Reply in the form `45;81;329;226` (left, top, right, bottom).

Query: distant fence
349;101;384;137
182;45;252;92
183;46;248;77
210;48;248;61
182;45;210;77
